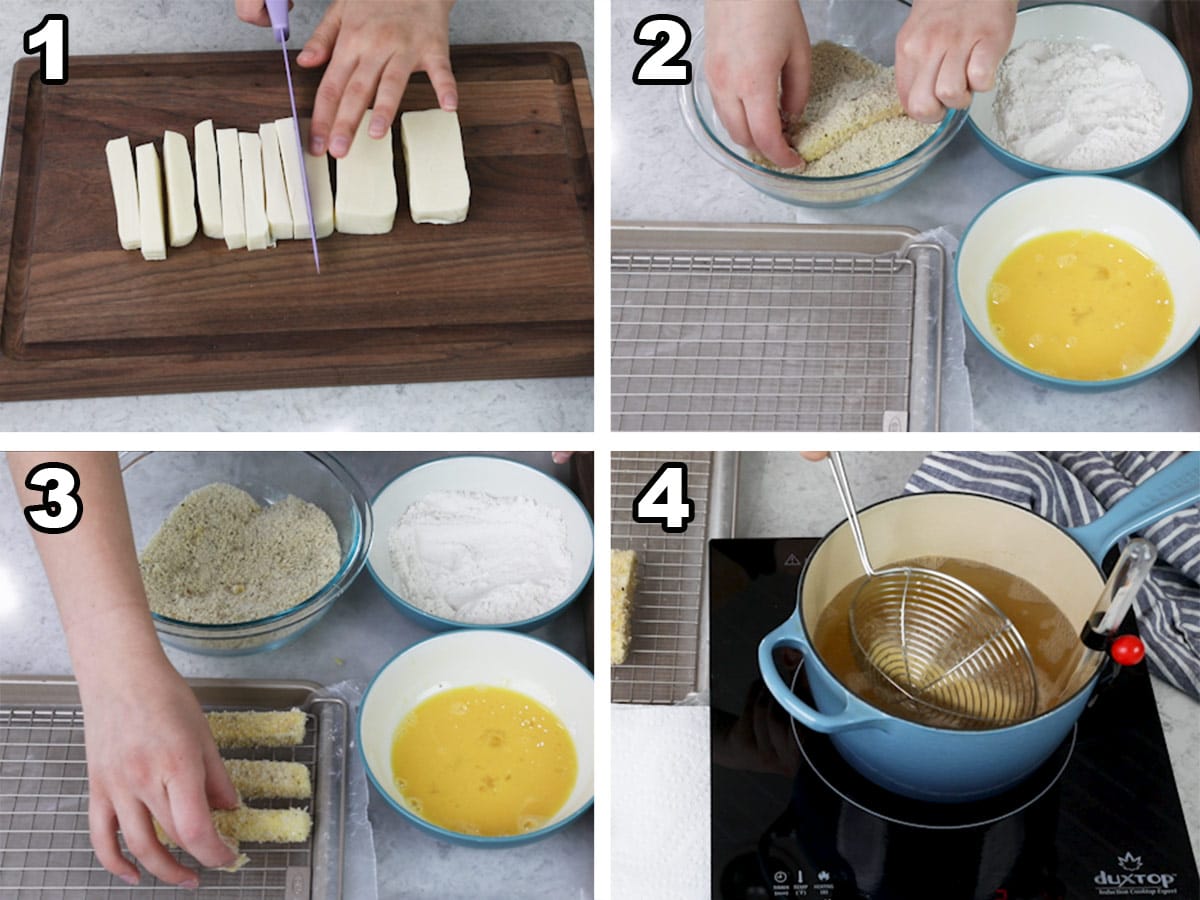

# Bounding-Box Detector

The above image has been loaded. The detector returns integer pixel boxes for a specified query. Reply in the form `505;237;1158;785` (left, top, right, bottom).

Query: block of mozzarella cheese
334;110;396;235
239;132;272;251
304;150;335;239
400;109;470;224
104;136;140;250
274;116;310;239
134;142;166;261
162;130;197;248
194;120;222;239
259;122;294;241
216;128;246;250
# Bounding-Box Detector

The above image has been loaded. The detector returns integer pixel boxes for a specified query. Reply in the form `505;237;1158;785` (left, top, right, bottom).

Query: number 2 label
24;14;69;85
633;462;695;533
23;463;83;534
632;15;692;85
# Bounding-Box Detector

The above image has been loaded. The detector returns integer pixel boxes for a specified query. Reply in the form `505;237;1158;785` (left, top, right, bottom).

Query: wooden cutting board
0;43;592;400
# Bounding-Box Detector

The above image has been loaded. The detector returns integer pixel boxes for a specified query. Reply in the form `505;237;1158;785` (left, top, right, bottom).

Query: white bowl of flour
366;455;594;630
967;3;1191;177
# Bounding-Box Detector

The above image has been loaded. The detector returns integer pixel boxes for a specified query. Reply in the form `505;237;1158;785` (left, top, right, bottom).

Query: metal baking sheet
611;222;943;432
611;451;737;704
0;677;346;899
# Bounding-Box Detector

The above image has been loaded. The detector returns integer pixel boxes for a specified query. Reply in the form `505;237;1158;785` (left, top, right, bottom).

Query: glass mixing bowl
679;27;967;208
121;451;372;655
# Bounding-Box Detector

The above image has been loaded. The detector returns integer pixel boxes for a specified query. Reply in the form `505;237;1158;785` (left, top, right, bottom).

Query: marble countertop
0;1;593;433
611;0;1200;432
612;451;1200;897
0;451;594;898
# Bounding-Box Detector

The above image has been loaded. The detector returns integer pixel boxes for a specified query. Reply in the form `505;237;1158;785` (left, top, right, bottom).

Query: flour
387;490;575;624
993;39;1165;169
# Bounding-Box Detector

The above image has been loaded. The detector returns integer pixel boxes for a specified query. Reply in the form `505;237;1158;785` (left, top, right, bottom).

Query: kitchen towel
905;451;1200;700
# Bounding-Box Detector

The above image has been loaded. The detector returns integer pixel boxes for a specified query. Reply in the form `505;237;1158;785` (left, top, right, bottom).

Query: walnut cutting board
0;44;593;401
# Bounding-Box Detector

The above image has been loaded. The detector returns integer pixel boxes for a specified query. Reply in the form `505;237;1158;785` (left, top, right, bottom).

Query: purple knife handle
265;0;289;42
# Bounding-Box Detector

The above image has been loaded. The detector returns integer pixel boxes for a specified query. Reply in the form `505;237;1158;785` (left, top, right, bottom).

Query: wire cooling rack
611;452;737;704
612;223;943;432
0;679;345;899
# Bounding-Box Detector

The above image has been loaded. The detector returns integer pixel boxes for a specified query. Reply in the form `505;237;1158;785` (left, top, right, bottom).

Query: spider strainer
827;453;1039;729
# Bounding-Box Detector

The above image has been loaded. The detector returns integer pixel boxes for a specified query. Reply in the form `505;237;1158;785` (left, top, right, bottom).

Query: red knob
1110;635;1145;667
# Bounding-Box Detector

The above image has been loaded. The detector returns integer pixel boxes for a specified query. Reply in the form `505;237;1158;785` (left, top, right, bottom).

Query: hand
895;0;1017;123
234;0;292;28
297;0;457;157
800;452;829;461
704;0;810;169
79;657;240;887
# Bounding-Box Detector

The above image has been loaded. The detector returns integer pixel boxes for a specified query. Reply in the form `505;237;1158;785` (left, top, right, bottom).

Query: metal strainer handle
828;452;879;578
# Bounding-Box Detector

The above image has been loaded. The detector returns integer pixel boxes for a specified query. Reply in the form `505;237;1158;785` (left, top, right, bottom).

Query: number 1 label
633;462;696;533
24;14;69;85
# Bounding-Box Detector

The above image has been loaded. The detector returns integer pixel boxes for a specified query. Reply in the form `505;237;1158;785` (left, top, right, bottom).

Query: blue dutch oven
759;453;1199;803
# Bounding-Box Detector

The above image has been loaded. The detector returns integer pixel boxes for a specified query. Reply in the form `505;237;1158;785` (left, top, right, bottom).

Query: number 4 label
24;14;69;85
632;15;692;85
633;462;696;533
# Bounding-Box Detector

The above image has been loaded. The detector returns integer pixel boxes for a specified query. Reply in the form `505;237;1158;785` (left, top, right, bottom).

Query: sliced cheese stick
213;807;312;844
224;759;312;800
238;131;272;250
105;136;140;250
400;108;470;225
206;709;307;747
134;142;167;261
216;127;246;250
274;116;310;239
194;119;222;239
162;130;197;248
259;122;294;240
334;110;397;235
304;149;334;239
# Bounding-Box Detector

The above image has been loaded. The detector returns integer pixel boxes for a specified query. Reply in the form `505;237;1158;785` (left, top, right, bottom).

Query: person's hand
234;0;292;27
800;452;828;461
704;0;810;169
297;0;456;157
80;657;240;886
895;0;1017;123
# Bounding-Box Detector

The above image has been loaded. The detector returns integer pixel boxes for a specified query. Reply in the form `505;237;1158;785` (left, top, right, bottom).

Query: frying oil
811;557;1089;726
391;685;576;837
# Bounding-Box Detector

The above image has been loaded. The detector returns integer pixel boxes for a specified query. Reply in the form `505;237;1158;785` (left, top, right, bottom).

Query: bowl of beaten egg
359;630;594;847
956;176;1200;390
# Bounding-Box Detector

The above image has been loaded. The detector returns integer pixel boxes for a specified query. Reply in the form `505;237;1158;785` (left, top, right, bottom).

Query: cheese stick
334;109;397;235
400;108;470;224
134;142;166;261
206;709;307;748
162;130;197;247
611;549;638;665
238;131;272;250
216;127;246;250
104;136;140;250
194;119;222;239
213;807;312;844
224;759;312;800
274;116;310;238
259;122;294;240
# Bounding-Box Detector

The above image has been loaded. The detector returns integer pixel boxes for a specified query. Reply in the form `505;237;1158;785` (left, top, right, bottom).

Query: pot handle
757;611;889;734
1067;452;1200;563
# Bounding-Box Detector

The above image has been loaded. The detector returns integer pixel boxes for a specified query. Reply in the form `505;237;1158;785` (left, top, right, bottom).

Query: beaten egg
390;685;577;837
987;230;1173;380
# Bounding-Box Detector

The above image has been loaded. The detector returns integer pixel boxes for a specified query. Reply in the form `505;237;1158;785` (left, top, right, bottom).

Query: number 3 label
632;15;692;85
633;462;696;533
23;463;83;534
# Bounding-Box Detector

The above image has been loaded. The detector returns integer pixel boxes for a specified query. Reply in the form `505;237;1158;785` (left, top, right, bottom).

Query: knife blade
265;0;320;273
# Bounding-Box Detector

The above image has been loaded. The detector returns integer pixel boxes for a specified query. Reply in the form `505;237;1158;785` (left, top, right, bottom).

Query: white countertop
0;1;593;433
612;451;1200;898
611;0;1200;432
0;451;594;898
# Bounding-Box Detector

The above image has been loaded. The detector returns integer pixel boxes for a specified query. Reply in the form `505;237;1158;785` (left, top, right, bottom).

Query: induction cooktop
709;538;1199;900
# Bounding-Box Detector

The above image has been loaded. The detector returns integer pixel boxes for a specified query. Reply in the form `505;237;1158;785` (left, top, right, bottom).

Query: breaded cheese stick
611;549;638;665
212;807;312;844
206;709;307;748
224;759;312;800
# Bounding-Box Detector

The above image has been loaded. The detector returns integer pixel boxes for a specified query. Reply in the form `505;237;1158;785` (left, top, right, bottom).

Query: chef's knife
265;0;321;273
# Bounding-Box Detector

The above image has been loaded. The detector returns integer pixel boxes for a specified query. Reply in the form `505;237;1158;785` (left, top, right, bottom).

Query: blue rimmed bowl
359;629;594;847
967;3;1191;178
956;175;1200;391
366;455;594;632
